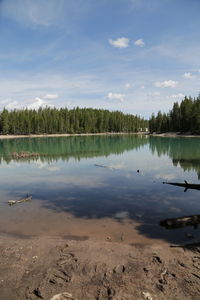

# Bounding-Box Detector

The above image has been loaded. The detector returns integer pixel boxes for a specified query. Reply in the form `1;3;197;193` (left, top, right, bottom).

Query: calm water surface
0;135;200;244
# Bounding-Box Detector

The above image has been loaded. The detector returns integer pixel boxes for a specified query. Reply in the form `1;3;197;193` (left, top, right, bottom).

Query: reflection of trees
149;137;200;178
0;135;148;164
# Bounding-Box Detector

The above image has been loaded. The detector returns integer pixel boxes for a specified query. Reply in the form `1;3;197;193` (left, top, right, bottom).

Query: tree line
149;95;200;134
0;107;148;135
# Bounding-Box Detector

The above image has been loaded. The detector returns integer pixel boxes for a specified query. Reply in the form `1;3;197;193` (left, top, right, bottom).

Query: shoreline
0;132;199;139
150;132;200;138
0;132;148;139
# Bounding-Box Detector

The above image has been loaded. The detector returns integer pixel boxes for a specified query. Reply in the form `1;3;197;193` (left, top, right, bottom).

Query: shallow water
0;135;200;244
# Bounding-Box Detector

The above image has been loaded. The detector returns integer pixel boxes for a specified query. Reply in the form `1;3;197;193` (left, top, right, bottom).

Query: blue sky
0;0;200;118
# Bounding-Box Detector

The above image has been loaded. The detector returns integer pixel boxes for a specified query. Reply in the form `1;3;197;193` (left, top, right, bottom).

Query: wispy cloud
154;80;178;88
1;0;62;26
109;37;129;48
107;92;125;102
183;72;193;79
0;0;91;27
134;39;145;47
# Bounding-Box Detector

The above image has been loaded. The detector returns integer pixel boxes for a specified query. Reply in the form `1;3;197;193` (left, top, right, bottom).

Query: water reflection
0;135;200;244
0;135;148;163
149;136;200;179
0;135;200;180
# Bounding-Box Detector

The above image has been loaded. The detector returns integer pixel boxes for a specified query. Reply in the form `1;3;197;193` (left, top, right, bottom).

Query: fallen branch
8;195;32;206
163;181;200;192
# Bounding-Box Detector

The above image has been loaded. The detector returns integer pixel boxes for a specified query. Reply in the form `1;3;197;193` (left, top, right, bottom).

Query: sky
0;0;200;118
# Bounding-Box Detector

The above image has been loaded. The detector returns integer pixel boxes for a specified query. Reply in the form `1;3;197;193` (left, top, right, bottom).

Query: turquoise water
0;135;200;244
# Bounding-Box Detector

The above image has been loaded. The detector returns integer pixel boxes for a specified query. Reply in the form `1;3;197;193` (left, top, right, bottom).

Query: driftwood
8;195;32;206
163;181;200;192
160;214;200;229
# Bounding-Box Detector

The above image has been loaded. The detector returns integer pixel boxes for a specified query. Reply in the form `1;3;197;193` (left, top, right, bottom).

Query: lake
0;134;200;245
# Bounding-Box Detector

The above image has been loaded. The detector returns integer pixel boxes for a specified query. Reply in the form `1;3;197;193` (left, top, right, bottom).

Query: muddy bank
0;235;200;300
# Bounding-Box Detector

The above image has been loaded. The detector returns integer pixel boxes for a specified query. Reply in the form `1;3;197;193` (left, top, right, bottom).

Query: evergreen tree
149;94;200;134
0;107;149;135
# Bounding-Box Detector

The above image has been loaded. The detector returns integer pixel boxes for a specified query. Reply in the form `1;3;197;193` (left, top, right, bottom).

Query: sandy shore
0;233;200;300
0;132;199;140
0;132;148;140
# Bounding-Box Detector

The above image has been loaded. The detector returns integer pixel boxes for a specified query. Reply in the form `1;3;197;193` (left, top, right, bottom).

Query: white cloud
5;100;19;110
154;80;178;88
1;96;55;111
134;39;145;47
183;72;193;79
106;92;125;102
28;97;45;109
109;37;129;48
170;93;184;99
43;93;58;100
27;97;54;110
33;160;60;172
140;85;145;89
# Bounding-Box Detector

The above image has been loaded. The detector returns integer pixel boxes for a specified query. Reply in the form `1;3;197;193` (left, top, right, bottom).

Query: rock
178;260;186;268
33;288;43;299
152;255;162;264
143;267;149;273
156;284;165;292
107;287;115;299
49;278;57;284
50;292;77;300
113;264;125;274
142;292;153;300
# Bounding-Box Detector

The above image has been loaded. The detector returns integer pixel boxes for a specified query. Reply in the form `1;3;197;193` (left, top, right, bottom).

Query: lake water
0;135;200;245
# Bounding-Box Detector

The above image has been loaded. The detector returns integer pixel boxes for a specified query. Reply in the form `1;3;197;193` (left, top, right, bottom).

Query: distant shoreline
0;132;148;139
0;132;200;139
150;132;200;138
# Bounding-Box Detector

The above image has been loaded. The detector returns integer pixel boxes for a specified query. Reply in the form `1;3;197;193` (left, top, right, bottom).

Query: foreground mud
0;236;200;300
